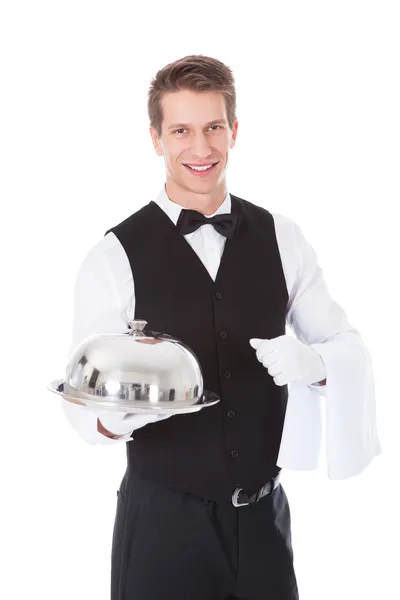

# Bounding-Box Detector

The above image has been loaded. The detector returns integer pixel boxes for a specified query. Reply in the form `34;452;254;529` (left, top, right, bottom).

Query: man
62;55;380;599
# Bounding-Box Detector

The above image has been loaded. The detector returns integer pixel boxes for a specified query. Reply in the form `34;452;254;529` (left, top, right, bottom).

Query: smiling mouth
183;162;219;173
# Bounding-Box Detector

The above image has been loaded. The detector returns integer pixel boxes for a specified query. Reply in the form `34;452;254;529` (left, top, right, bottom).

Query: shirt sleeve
61;233;171;446
274;214;381;478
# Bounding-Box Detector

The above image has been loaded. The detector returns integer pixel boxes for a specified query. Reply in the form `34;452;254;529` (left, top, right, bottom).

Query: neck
165;178;227;215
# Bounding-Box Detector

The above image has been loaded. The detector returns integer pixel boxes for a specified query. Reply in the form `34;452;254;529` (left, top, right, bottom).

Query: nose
191;132;213;159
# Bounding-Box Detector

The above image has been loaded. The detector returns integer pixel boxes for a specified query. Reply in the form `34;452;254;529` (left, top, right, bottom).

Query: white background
1;1;399;598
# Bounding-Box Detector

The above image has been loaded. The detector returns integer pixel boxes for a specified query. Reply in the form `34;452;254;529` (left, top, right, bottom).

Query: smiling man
62;54;380;600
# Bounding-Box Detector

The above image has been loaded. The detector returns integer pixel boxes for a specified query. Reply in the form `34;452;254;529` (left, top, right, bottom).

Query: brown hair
147;54;237;137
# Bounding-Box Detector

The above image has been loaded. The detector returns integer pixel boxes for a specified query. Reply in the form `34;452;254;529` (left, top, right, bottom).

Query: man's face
150;89;238;195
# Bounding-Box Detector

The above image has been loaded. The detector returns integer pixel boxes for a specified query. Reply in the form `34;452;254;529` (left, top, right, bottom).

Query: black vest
105;194;289;501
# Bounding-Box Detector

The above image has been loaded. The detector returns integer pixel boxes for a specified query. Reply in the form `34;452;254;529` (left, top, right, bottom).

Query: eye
172;125;222;135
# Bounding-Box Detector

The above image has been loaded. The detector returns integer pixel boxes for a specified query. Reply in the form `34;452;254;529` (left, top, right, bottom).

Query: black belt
232;473;281;507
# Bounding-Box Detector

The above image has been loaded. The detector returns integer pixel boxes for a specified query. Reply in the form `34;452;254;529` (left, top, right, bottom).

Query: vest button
220;331;228;339
215;292;222;300
224;370;231;379
231;449;239;458
227;410;235;418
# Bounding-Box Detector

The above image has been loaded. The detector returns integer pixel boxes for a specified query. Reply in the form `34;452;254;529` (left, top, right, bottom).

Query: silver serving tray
47;378;220;415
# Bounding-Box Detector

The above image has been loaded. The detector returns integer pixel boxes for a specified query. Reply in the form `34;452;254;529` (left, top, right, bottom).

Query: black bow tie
177;209;239;239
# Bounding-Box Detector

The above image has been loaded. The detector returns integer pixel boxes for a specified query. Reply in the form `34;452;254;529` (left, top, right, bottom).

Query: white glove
95;409;171;435
95;404;202;435
249;334;327;387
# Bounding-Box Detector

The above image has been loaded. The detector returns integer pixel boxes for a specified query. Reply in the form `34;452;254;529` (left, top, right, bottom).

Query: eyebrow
167;119;228;130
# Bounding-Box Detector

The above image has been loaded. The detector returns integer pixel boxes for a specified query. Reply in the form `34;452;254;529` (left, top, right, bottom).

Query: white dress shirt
61;185;381;479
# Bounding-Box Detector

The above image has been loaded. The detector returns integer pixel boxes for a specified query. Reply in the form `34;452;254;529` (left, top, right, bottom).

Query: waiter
62;55;380;599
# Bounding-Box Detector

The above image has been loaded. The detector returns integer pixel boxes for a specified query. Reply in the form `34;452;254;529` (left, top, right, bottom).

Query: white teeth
187;164;214;171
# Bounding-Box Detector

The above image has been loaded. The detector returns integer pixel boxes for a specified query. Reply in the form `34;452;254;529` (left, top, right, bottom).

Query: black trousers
111;467;299;600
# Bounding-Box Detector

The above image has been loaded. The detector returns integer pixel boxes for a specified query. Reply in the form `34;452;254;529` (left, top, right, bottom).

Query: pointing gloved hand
249;334;327;387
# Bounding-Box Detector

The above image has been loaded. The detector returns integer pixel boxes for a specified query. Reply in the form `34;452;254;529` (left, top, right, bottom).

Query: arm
285;218;361;386
62;233;171;445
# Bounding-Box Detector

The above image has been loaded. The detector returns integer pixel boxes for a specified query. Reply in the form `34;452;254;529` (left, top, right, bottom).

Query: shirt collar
153;184;232;231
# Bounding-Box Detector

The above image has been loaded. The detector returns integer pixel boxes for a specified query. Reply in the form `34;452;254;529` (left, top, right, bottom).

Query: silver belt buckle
232;474;279;507
232;487;250;507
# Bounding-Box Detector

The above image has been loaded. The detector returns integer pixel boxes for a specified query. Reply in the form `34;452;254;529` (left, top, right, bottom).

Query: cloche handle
128;319;148;335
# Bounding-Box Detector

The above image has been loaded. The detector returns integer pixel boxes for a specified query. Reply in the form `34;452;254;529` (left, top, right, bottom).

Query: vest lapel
213;196;247;286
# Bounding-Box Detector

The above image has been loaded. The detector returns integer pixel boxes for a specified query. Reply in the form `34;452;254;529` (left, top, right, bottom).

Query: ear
150;127;163;156
230;120;238;148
